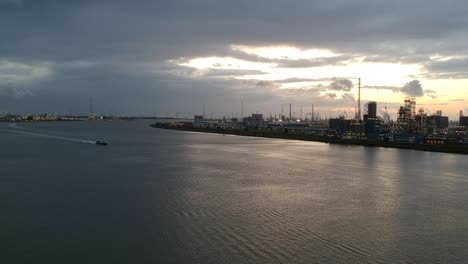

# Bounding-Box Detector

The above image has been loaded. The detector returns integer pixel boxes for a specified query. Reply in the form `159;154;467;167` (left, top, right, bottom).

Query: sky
1;0;468;119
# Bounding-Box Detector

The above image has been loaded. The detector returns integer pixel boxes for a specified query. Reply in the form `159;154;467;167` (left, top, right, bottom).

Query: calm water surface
1;121;468;263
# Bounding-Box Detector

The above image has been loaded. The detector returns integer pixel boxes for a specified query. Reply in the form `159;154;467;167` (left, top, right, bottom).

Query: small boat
96;140;108;146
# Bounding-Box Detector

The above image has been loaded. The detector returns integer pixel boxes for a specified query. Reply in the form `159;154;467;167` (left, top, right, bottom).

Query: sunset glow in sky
175;44;467;118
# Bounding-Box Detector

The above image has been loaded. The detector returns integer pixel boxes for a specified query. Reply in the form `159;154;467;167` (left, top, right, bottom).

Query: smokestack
289;103;292;123
312;104;314;122
357;78;361;121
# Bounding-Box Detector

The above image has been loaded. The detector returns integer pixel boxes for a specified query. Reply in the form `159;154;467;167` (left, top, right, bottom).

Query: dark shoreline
0;120;84;122
151;123;468;155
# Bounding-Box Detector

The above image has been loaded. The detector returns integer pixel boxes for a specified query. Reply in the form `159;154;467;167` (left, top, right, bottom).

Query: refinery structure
161;78;468;147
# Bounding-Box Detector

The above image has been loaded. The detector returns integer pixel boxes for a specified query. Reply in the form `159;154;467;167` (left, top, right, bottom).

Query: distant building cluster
0;113;125;122
163;97;468;146
0;113;82;122
192;114;266;129
395;98;449;134
328;98;467;144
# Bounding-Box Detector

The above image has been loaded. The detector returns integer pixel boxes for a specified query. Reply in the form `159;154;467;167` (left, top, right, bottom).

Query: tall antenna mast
203;104;205;118
289;103;292;122
89;97;93;114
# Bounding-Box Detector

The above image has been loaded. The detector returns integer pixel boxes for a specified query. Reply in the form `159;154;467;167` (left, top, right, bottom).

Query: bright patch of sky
0;60;51;85
172;44;468;118
176;45;421;88
231;45;339;60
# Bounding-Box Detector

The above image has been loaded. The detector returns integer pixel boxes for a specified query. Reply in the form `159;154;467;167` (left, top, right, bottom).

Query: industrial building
396;97;417;133
173;78;465;146
460;111;468;127
158;90;466;148
327;97;454;143
395;97;449;134
243;114;264;128
329;117;353;133
363;101;382;140
193;115;206;127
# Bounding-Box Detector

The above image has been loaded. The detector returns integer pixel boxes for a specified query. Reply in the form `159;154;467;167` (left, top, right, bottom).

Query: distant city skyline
1;1;467;119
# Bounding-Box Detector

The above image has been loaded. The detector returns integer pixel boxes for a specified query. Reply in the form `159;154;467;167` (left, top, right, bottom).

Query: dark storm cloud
424;57;468;78
365;82;436;98
329;79;354;91
401;80;424;97
363;54;430;64
3;0;468;62
2;0;468;114
420;72;468;79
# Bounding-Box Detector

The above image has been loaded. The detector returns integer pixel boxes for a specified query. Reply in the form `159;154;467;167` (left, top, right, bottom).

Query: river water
1;120;467;263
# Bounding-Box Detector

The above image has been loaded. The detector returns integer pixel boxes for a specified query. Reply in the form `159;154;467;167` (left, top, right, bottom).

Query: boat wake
7;123;96;144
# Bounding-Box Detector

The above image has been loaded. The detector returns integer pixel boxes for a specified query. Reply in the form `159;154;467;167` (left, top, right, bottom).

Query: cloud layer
401;80;424;97
1;0;467;117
